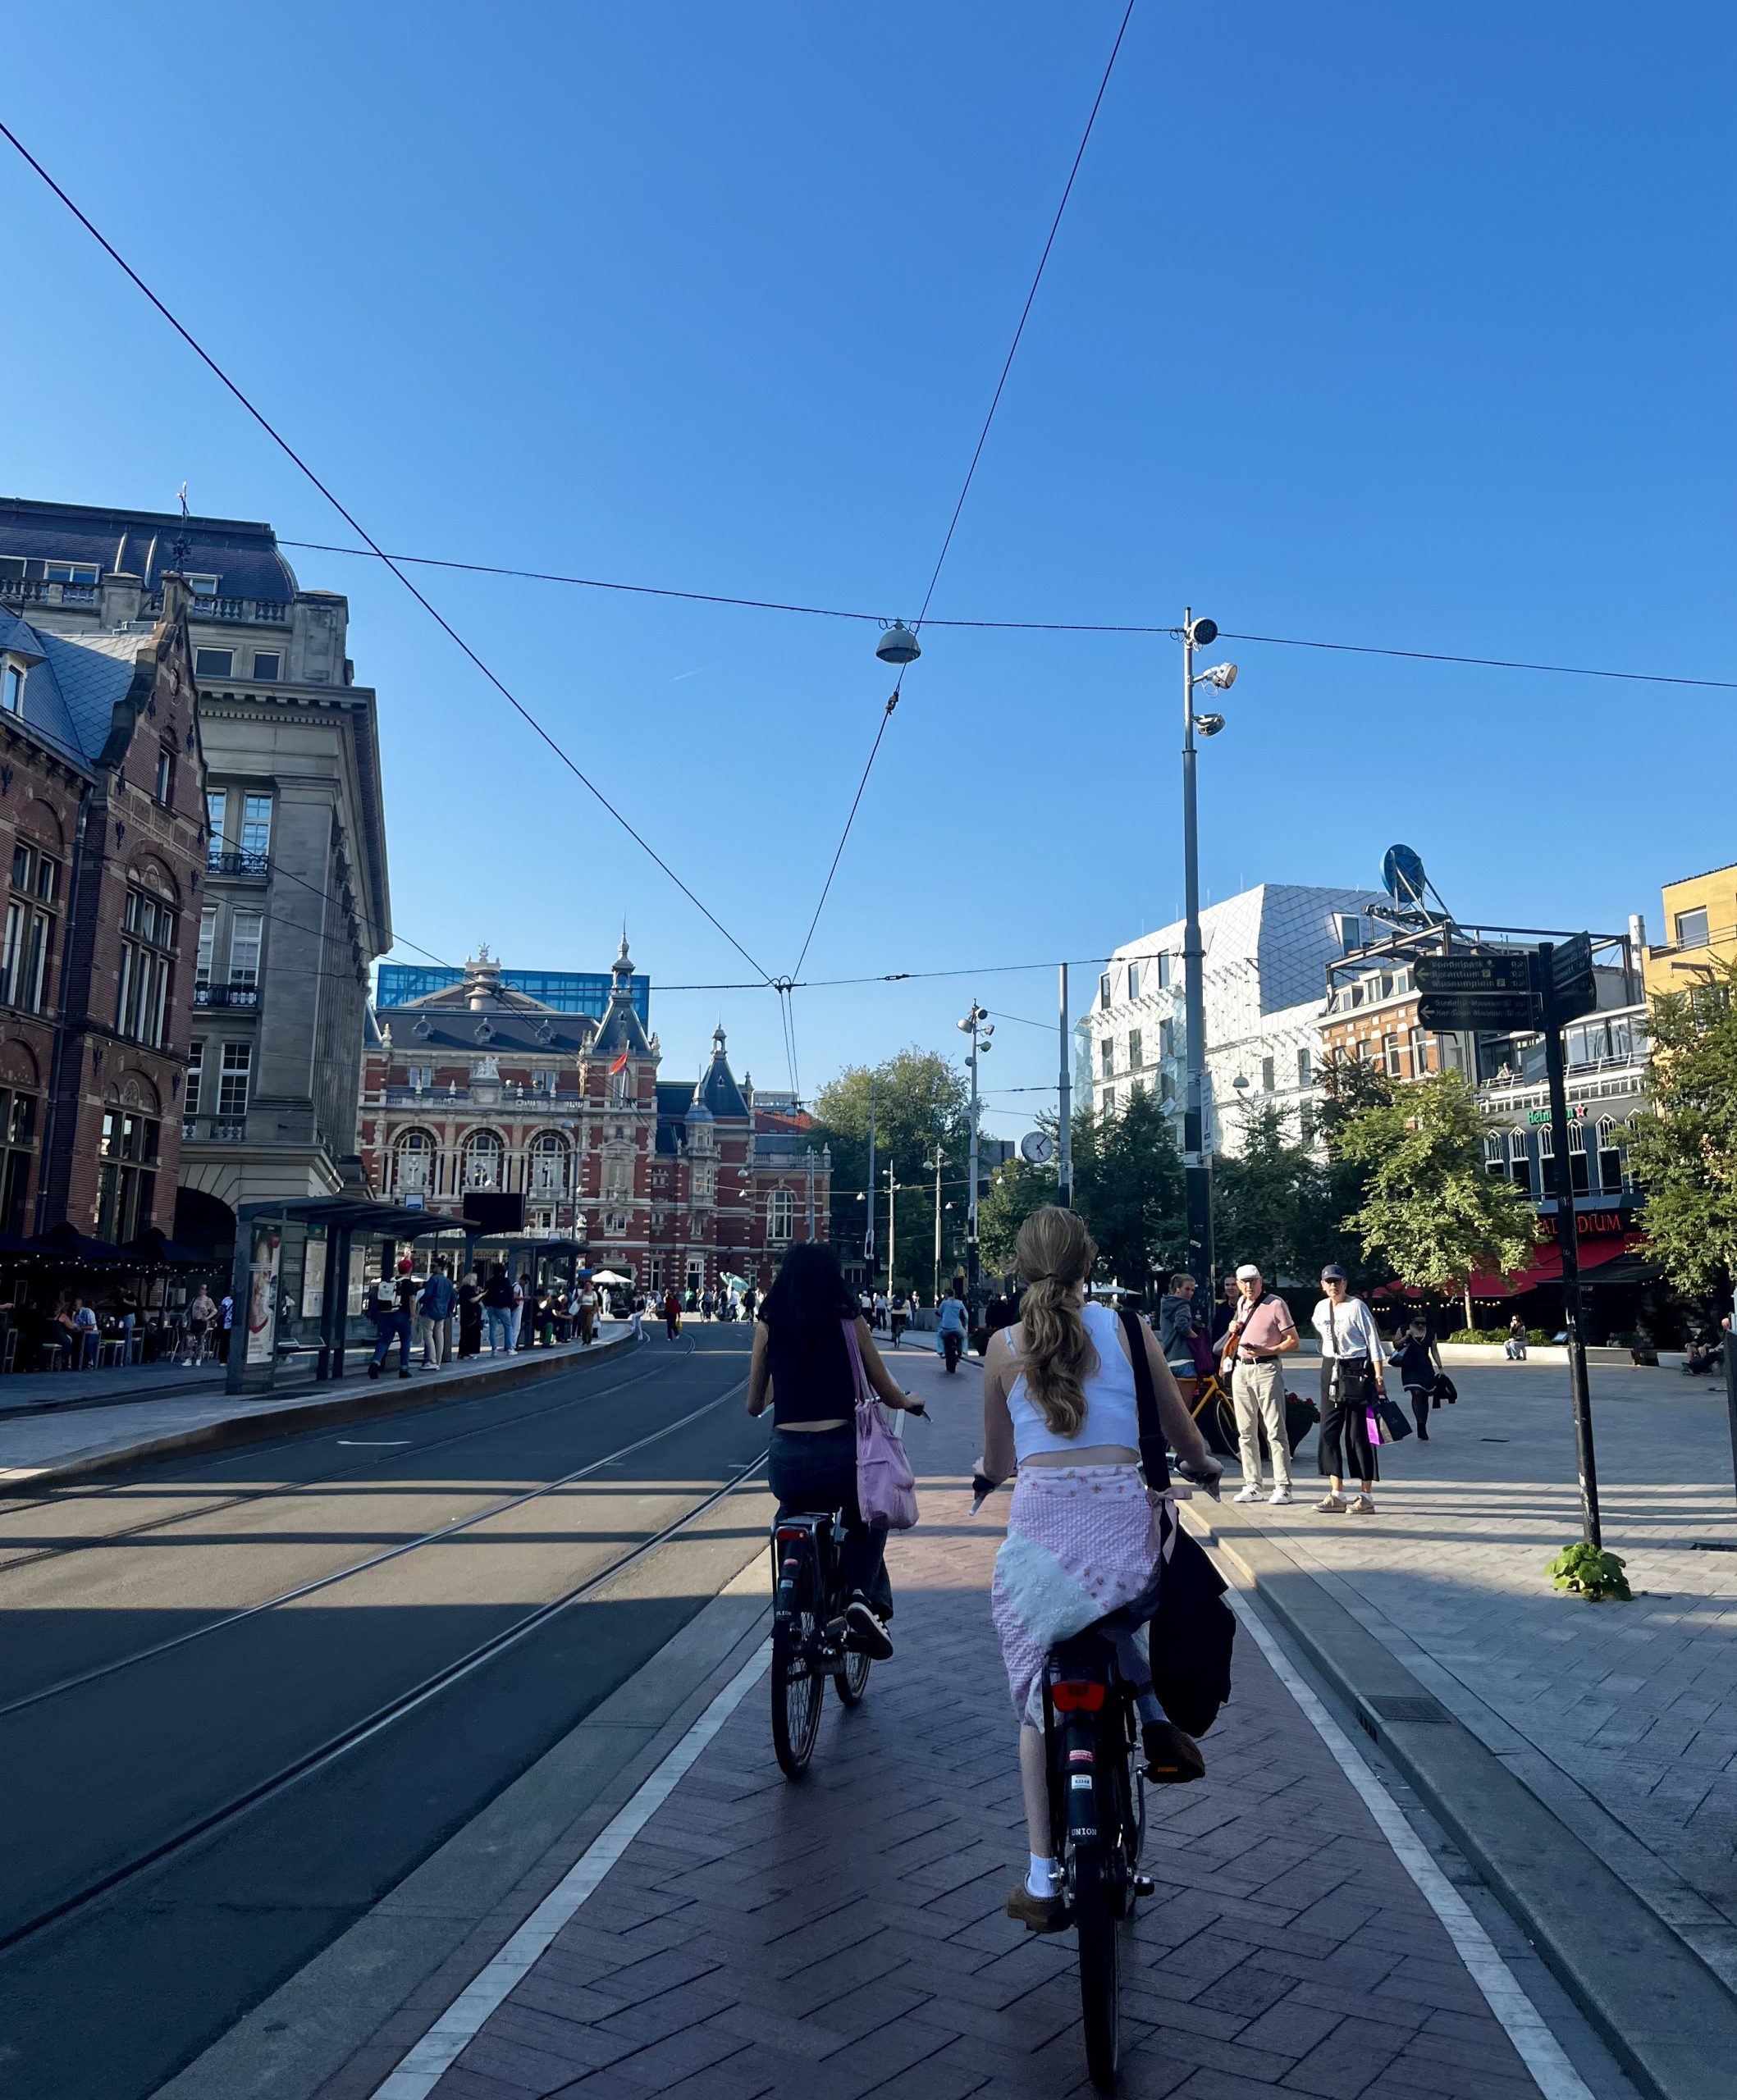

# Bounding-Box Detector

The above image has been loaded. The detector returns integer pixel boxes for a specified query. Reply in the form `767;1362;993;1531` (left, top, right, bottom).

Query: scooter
943;1330;962;1373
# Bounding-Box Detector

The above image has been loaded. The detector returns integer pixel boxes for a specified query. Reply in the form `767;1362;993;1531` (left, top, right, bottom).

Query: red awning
1470;1233;1643;1298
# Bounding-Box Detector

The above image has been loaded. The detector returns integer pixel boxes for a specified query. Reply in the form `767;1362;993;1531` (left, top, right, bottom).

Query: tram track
0;1420;770;1956
0;1379;748;1722
0;1338;698;1576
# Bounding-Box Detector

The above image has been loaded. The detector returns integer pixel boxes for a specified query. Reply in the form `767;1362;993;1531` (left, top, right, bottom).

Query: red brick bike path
406;1459;1543;2100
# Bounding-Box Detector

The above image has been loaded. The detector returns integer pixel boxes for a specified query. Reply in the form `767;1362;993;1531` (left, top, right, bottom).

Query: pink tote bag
843;1318;919;1531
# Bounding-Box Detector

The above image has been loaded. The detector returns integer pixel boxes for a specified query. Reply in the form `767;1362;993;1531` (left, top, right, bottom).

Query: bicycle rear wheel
1074;1847;1120;2092
836;1647;871;1706
770;1614;824;1777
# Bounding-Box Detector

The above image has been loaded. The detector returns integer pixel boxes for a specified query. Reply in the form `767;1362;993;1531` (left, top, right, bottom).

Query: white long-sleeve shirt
1311;1294;1383;1363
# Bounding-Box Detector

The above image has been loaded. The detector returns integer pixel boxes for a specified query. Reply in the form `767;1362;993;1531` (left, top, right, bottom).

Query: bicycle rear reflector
1052;1680;1107;1713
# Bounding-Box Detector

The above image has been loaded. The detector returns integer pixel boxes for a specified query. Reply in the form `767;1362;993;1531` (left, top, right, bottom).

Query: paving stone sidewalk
397;1367;1547;2100
1219;1359;1737;1984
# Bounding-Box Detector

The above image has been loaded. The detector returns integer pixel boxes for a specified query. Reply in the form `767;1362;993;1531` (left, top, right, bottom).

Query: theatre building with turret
359;943;830;1296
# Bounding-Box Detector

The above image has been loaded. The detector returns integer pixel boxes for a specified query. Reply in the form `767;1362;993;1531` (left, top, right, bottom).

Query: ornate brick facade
0;578;206;1240
360;945;829;1293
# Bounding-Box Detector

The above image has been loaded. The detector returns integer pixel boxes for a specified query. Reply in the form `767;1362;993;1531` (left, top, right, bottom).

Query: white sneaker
1268;1487;1292;1505
1232;1486;1262;1504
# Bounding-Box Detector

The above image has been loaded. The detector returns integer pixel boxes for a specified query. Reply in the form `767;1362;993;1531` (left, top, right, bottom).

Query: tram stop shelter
226;1197;477;1396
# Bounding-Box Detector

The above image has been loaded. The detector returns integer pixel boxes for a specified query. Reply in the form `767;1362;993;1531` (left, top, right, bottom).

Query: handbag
1375;1394;1413;1443
1118;1305;1236;1737
843;1318;918;1531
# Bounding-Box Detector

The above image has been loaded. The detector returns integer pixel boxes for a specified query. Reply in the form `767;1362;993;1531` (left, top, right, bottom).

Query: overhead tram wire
279;541;1737;695
786;0;1140;985
0;119;775;988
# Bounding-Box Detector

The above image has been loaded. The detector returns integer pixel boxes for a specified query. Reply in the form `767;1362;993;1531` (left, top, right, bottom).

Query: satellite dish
1020;1130;1055;1166
1383;843;1427;908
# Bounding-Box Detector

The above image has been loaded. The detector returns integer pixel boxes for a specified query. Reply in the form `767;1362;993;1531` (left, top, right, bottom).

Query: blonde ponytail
1013;1207;1099;1438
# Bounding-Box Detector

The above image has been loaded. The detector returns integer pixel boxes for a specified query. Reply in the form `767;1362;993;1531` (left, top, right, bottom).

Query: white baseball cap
1234;1263;1261;1280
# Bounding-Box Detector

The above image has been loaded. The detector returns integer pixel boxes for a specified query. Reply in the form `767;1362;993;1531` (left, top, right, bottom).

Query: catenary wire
786;0;1138;982
280;537;1737;694
0;121;775;986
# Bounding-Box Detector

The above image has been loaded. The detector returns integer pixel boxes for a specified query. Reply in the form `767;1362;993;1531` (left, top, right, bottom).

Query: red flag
608;1049;629;1076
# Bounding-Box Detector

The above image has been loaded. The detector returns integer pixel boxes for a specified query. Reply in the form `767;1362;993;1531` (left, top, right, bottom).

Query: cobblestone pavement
1221;1358;1737;1982
407;1349;1550;2099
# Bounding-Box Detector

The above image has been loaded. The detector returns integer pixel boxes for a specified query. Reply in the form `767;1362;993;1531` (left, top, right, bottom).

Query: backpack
482;1276;514;1310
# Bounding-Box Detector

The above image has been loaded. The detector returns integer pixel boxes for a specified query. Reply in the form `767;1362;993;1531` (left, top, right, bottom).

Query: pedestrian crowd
363;1258;624;1378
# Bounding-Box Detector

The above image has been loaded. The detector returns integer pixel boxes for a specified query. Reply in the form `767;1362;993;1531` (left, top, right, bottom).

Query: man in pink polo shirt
1220;1262;1299;1504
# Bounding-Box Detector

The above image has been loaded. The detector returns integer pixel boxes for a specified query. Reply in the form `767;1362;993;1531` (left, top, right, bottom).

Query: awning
26;1222;132;1263
126;1226;210;1267
1470;1234;1644;1297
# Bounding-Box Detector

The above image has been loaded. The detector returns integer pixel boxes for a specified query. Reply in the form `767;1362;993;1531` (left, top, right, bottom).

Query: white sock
1026;1854;1058;1898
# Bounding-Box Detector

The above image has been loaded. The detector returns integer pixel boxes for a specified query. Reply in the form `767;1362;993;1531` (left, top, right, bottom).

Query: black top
763;1312;855;1426
1392;1336;1435;1386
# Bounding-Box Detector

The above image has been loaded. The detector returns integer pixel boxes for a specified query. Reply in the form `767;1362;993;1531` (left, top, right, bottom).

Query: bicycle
767;1509;876;1777
1042;1620;1153;2092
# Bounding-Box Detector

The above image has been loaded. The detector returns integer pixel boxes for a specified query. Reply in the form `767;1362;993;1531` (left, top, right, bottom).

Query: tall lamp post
958;1002;994;1323
1179;609;1238;1293
924;1151;945;1306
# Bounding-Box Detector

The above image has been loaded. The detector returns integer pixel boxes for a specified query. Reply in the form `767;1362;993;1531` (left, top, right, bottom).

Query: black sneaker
1142;1719;1206;1784
844;1599;894;1660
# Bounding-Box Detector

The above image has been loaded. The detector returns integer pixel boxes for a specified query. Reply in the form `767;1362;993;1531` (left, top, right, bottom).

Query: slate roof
592;939;654;1062
0;610;147;769
0;497;297;601
694;1026;749;1121
376;1002;595;1056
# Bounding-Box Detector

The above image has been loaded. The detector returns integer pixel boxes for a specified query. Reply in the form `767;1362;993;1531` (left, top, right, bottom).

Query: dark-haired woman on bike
980;1206;1218;1929
747;1240;923;1659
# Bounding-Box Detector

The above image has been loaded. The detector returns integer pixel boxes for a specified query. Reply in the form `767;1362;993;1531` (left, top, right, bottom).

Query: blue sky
4;2;1731;1135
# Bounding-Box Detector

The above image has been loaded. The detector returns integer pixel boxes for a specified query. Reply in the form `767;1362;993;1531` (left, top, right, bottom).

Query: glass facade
375;963;651;1024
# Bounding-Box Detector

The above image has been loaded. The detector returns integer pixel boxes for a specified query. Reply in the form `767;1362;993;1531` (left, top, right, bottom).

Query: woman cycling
746;1241;924;1659
978;1207;1218;1931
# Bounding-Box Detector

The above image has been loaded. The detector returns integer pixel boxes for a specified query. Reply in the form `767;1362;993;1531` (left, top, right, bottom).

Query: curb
3;1332;638;1493
1185;1501;1737;2100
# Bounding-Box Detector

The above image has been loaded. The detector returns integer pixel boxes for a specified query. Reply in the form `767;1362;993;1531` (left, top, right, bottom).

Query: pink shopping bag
843;1317;918;1530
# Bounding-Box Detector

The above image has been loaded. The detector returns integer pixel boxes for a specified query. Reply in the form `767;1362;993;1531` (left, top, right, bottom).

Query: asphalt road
0;1327;765;2100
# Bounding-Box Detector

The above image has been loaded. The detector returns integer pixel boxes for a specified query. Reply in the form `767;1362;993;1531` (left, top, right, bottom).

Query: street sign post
1412;953;1535;997
1551;932;1598;1025
1415;992;1537;1031
1537;943;1602;1545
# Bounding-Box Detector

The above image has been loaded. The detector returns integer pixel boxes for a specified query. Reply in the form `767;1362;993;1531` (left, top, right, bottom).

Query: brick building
359;944;829;1294
0;578;206;1241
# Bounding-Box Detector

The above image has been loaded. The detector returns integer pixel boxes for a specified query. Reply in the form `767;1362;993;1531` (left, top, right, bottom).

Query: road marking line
1228;1592;1595;2100
336;1440;412;1446
369;1638;771;2099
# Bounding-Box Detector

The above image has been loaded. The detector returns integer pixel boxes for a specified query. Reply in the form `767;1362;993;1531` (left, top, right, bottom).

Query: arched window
395;1130;436;1196
530;1132;568;1195
1567;1114;1589;1194
1483;1132;1506;1177
1596;1116;1625;1194
464;1130;503;1189
1507;1128;1532;1194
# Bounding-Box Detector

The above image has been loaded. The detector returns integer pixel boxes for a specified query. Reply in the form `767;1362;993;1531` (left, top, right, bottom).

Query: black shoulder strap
1118;1304;1172;1492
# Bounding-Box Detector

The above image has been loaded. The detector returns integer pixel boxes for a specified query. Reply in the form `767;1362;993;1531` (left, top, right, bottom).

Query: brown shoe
1142;1719;1206;1784
1006;1879;1070;1933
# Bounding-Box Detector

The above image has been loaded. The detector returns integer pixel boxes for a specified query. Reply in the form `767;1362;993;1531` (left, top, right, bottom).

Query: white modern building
1080;883;1389;1156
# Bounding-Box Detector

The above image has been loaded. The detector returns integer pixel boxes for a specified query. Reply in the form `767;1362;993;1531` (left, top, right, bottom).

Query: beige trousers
1231;1357;1291;1491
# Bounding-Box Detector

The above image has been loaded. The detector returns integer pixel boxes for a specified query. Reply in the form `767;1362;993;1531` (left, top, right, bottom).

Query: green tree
1627;968;1737;1298
1333;1071;1537;1311
1213;1100;1313;1281
811;1049;970;1294
1072;1092;1188;1295
978;1095;1187;1295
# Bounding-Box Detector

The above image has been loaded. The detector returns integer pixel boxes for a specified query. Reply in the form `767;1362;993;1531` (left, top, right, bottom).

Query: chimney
98;572;144;627
1629;911;1647;956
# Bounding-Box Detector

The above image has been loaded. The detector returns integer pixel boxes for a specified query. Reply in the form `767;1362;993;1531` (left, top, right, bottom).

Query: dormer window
185;575;220;598
44;561;98;586
1;660;21;714
412;1018;432;1039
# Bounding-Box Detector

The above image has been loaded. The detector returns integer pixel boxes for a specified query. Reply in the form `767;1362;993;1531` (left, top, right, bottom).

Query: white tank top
1007;1300;1141;1461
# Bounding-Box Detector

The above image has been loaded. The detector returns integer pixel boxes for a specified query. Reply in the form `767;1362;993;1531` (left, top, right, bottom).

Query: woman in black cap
1310;1265;1386;1513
